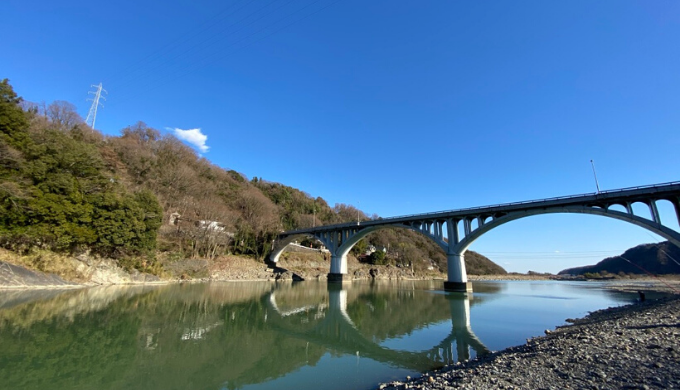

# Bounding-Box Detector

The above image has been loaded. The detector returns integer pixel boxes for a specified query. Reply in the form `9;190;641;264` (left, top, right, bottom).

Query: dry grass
0;248;83;282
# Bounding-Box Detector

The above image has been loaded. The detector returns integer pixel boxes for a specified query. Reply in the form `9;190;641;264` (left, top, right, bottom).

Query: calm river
0;280;637;390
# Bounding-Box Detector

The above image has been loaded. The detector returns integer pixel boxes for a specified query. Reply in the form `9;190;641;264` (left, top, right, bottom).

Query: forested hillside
0;79;502;276
559;241;680;276
0;80;162;267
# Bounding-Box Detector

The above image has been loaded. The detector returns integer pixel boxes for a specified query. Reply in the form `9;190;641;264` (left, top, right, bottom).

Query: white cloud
171;127;209;153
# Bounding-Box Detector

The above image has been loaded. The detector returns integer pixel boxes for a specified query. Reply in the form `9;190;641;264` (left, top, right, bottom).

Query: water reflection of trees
0;281;492;390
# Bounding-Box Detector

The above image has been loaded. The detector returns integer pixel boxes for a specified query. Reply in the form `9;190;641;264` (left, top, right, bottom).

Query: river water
0;280;637;390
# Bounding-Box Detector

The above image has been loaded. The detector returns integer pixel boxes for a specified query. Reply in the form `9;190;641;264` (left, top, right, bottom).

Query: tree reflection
0;281;491;390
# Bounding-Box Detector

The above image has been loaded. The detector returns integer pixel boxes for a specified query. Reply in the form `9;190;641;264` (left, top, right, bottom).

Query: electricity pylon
85;83;107;129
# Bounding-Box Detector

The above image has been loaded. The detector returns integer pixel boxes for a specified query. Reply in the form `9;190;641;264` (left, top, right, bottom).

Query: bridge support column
327;283;348;310
447;294;472;361
328;254;349;283
444;253;472;292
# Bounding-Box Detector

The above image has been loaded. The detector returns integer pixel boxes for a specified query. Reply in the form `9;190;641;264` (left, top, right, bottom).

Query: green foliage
229;170;246;182
369;250;388;265
0;78;29;149
232;222;278;260
90;190;162;256
583;272;602;279
253;181;335;231
351;239;368;256
0;80;163;258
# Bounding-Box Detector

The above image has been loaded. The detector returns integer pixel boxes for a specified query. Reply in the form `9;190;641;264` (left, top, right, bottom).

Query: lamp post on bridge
590;159;601;194
357;201;360;226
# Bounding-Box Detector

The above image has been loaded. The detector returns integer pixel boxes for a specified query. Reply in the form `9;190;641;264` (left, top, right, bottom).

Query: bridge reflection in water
0;281;499;390
264;283;490;372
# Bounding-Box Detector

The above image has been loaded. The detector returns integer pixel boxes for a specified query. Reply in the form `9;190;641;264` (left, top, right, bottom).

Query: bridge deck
283;181;680;236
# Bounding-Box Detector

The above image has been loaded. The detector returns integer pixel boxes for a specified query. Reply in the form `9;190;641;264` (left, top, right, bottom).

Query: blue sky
3;1;679;273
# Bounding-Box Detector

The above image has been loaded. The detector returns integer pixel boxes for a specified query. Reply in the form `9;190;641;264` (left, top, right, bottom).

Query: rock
275;271;305;281
0;261;77;287
292;273;305;281
275;271;294;281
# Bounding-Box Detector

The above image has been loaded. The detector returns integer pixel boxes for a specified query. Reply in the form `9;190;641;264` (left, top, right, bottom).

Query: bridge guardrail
283;181;680;234
378;181;680;221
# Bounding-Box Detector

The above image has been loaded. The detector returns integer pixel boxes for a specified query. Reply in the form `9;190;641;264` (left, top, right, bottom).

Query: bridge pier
444;293;490;361
328;254;349;283
328;273;350;282
444;253;473;292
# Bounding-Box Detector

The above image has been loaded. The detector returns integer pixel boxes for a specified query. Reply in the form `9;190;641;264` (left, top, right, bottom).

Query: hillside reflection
0;281;493;390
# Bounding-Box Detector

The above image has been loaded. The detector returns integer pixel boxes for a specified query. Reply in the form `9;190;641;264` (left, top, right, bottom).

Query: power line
619;255;679;293
641;231;680;268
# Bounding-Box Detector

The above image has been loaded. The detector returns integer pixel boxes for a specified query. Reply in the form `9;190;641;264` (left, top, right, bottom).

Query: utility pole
85;83;107;129
590;159;601;194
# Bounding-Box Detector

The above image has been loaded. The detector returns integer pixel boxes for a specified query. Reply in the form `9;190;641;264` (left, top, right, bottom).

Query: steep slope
465;251;507;275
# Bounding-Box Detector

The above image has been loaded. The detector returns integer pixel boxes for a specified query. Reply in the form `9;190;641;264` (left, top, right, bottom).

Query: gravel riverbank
379;295;680;390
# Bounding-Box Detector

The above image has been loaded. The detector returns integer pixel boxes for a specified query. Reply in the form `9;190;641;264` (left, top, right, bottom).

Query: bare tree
333;203;367;224
47;101;82;130
235;187;280;259
188;200;237;260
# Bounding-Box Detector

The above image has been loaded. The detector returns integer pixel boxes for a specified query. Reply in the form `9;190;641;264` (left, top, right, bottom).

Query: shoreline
378;294;680;390
2;265;679;389
2;267;680;294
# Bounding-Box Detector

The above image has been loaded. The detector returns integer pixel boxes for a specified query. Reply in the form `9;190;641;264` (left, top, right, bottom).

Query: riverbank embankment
379;295;680;390
0;250;441;289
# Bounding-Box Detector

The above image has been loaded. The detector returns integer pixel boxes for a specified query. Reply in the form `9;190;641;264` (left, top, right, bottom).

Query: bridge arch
269;233;331;264
335;224;448;259
274;205;680;289
453;205;680;255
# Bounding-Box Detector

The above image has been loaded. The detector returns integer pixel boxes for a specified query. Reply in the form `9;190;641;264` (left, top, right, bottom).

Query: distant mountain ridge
558;241;680;276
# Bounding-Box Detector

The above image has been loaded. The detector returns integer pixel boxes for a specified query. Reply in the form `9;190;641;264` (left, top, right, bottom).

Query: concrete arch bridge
270;182;680;291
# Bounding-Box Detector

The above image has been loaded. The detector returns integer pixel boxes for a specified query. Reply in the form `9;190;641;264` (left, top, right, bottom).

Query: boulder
275;271;305;282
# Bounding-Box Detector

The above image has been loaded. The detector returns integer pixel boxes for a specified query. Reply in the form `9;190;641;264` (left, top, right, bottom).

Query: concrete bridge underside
270;182;680;292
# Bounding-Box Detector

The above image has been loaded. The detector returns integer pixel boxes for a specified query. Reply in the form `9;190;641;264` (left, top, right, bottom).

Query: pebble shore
379;295;680;390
